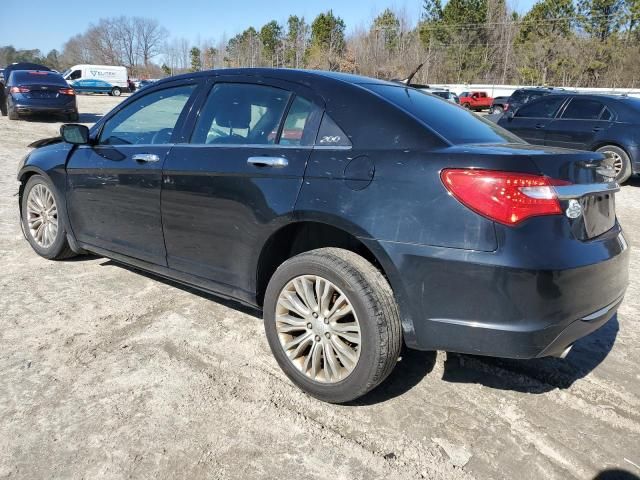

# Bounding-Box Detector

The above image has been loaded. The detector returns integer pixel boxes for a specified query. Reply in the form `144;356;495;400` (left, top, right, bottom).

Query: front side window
515;96;566;119
191;83;291;145
69;70;82;80
561;98;605;120
99;84;196;145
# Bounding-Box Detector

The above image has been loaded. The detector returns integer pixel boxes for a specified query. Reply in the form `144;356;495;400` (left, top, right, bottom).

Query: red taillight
10;86;30;93
59;88;75;95
504;103;509;111
440;169;570;225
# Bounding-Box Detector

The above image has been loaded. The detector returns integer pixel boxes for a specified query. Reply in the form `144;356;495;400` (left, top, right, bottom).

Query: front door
504;95;567;144
162;78;322;296
66;82;200;265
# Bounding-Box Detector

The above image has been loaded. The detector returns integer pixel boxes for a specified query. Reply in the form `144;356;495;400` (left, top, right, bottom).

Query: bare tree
136;18;168;66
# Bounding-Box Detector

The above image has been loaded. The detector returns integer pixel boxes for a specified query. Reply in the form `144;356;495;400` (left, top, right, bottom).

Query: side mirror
60;124;89;145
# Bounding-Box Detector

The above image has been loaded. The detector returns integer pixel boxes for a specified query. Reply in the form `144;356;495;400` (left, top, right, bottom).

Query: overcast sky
1;0;536;54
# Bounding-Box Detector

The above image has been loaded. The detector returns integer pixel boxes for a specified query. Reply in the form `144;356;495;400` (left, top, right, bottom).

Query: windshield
366;84;523;145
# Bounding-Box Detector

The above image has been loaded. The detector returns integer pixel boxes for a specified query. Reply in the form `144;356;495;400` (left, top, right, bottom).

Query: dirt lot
1;95;639;480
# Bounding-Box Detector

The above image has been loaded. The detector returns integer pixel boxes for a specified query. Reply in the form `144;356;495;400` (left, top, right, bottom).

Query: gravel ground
1;95;639;480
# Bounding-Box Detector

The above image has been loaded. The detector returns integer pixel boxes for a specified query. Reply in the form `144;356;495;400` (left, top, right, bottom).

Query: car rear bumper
364;225;629;359
13;104;77;114
10;95;77;115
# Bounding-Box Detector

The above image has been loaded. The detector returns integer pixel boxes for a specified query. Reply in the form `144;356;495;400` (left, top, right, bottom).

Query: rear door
544;97;612;149
66;81;201;265
161;76;323;295
503;95;567;144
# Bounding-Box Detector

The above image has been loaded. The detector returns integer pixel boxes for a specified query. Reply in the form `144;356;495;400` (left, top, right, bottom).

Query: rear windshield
366;84;522;145
9;71;67;86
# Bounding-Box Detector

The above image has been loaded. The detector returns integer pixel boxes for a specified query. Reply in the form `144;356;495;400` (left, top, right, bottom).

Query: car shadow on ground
78;113;104;123
350;348;437;406
10;112;103;124
441;315;619;394
625;176;640;188
92;255;618;401
594;469;640;480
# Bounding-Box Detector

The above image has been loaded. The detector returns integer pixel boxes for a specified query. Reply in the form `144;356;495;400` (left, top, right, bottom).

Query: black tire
21;175;76;260
462;103;471;109
8;104;19;120
66;111;79;122
264;248;402;403
111;87;121;97
596;145;632;183
0;99;7;116
491;105;504;114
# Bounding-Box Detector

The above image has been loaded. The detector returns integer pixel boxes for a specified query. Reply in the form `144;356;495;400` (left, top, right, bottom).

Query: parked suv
18;69;628;403
505;87;564;113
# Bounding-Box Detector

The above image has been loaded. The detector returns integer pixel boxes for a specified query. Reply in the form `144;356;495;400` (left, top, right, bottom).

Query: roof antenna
401;63;424;85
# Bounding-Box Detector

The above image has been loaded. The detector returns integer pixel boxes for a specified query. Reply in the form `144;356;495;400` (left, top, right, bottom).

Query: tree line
2;0;640;87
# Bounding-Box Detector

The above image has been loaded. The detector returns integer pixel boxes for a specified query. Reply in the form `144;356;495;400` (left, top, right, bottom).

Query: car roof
157;67;397;89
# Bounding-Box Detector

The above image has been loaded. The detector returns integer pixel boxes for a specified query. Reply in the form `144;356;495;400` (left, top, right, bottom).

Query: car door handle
535;123;546;129
247;156;288;168
133;153;160;163
593;126;604;132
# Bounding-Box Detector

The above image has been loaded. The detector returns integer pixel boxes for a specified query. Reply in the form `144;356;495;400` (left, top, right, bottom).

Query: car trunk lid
450;143;619;240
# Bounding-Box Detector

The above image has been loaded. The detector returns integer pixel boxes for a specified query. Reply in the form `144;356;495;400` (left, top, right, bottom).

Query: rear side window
561;98;605;120
316;114;351;147
515;96;565;118
191;83;291;145
280;96;316;146
366;84;522;145
100;84;196;145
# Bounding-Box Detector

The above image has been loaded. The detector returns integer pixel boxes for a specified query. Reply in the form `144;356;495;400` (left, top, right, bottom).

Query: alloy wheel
604;151;624;176
26;183;58;249
275;275;361;383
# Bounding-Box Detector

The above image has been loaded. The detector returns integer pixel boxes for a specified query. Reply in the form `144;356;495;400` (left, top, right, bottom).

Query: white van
62;65;128;96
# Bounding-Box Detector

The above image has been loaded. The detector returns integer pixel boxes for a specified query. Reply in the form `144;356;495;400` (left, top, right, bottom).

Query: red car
459;91;493;111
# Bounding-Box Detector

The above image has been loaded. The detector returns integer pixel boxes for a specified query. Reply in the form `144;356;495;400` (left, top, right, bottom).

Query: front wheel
490;105;504;114
462;103;471;109
596;145;632;183
21;175;76;260
111;87;121;97
263;248;402;403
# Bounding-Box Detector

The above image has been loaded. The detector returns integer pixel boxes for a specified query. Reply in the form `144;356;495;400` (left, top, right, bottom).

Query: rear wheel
0;99;7;116
264;248;402;403
21;175;76;260
8;104;19;120
66;111;79;122
596;145;632;183
111;87;121;97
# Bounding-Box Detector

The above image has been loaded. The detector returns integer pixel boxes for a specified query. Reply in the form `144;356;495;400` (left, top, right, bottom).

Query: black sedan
498;93;640;182
17;69;628;402
5;70;78;121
